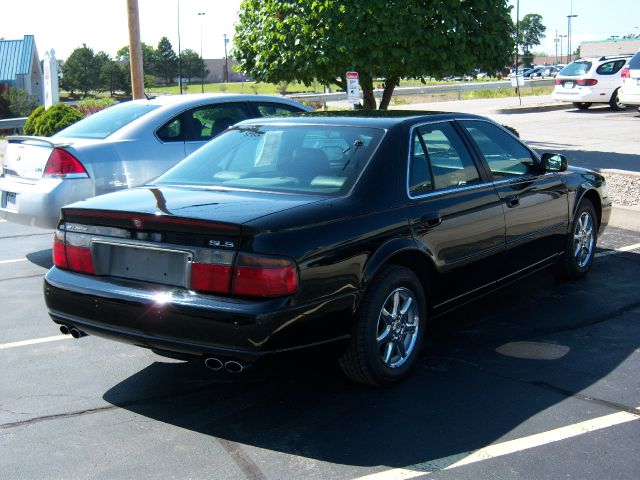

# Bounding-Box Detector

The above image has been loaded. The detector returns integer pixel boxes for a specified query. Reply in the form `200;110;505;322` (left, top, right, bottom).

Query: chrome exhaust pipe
59;325;71;335
204;357;224;371
224;360;245;374
69;328;86;339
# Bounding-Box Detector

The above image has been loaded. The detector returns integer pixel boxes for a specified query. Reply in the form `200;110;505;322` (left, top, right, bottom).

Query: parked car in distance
552;55;632;110
0;94;312;228
523;67;544;78
44;111;611;386
620;50;640;110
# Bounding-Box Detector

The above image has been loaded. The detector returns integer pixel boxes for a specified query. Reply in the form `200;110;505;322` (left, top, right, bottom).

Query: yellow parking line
354;409;640;479
0;335;71;350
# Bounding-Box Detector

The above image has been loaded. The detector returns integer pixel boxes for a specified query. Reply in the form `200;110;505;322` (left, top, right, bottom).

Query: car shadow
103;249;640;469
529;145;640;173
25;248;53;269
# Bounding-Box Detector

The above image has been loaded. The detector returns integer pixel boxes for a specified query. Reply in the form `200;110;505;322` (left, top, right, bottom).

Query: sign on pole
43;49;59;109
346;71;361;106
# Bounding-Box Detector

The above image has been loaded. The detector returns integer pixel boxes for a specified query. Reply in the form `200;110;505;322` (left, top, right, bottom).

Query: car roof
127;93;308;109
236;110;488;129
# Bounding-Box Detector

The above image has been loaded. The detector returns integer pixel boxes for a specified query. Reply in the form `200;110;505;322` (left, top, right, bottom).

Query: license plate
4;192;17;210
564;81;574;88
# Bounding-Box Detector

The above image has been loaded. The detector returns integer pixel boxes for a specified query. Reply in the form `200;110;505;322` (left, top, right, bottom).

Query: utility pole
559;35;567;64
177;0;183;94
127;0;145;99
223;34;229;83
198;12;205;93
567;14;578;63
554;30;559;64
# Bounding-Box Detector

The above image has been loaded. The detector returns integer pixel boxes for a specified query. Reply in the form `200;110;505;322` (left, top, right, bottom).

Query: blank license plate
564;81;574;88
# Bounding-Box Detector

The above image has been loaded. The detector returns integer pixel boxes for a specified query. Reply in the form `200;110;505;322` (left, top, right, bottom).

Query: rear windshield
629;52;640;69
154;124;385;196
56;102;160;139
559;61;592;76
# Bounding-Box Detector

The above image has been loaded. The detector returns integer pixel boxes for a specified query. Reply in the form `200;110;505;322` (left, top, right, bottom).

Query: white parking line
355;409;640;480
0;258;27;265
0;335;71;350
595;242;640;258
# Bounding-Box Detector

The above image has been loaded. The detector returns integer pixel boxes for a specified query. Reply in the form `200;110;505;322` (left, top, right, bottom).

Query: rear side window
560;61;592;76
186;103;250;141
627;53;640;69
409;122;480;196
461;120;536;178
596;60;626;75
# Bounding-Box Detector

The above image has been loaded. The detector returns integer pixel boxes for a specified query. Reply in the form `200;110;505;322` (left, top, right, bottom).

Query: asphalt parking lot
2;102;640;479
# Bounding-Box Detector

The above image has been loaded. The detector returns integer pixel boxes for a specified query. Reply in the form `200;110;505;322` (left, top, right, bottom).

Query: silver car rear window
155;125;385;196
56;103;160;139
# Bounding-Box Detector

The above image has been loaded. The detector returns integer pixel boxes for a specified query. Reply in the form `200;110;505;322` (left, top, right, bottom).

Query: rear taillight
621;68;630;78
554;78;562;85
43;149;89;179
576;79;598;86
232;254;298;297
52;229;95;275
190;252;299;298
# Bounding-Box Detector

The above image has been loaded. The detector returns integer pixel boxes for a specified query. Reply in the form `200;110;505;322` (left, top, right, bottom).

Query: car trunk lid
2;136;70;180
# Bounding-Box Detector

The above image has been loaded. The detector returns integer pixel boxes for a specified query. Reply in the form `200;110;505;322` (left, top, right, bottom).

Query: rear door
183;102;251;156
406;121;506;308
457;120;568;278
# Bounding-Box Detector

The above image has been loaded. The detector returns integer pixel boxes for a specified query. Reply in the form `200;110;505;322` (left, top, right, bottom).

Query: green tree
234;0;514;110
156;36;178;84
517;13;546;54
116;43;158;76
179;49;209;82
61;44;99;96
100;58;127;96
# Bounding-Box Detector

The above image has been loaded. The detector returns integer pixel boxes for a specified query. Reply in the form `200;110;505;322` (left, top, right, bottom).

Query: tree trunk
378;77;399;110
359;73;376;110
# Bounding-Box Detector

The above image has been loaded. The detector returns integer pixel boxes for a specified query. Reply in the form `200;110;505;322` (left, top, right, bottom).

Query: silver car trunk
2;137;69;181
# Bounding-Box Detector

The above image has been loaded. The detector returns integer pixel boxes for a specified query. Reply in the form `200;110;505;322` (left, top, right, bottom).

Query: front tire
573;102;592;110
609;88;626;111
554;199;597;280
339;266;426;386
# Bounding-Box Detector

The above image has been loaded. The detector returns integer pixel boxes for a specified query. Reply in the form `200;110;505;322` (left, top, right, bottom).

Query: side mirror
541;153;568;172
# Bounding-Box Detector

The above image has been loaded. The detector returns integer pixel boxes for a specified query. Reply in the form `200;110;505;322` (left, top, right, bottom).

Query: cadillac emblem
132;218;143;229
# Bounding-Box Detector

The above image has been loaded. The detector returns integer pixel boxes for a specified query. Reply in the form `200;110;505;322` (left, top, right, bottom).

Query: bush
26;104;84;137
0;95;11;119
1;88;39;117
23;105;45;135
75;98;116;116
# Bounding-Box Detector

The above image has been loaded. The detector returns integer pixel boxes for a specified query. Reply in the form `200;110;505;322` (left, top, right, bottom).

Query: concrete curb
598;168;640;178
608;205;640;231
492;103;573;114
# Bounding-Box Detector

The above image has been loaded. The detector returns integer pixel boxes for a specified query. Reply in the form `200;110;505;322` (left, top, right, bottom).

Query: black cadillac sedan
43;112;611;385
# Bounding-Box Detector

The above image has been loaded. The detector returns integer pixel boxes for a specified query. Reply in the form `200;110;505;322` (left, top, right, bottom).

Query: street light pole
177;0;183;94
223;34;229;83
567;14;578;63
559;35;567;64
198;12;205;93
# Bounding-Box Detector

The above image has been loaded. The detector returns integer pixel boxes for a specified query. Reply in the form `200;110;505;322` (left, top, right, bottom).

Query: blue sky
508;0;640;55
2;0;639;61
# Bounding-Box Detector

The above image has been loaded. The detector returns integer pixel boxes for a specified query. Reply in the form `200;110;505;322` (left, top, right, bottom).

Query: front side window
409;122;480;196
185;103;250;141
256;103;305;117
461;120;536;178
155;125;384;196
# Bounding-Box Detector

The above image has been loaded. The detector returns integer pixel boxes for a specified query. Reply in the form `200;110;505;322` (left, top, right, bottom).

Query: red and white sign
346;71;361;104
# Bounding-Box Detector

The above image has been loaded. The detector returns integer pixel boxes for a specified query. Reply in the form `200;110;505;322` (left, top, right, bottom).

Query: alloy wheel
376;287;420;368
574;211;595;268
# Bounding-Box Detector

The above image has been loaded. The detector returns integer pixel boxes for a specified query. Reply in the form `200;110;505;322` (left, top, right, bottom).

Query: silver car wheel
376;287;420;368
573;211;595;268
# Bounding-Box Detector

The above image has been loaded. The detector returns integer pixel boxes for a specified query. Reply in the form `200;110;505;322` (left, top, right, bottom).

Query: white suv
552;55;631;110
620;51;640;111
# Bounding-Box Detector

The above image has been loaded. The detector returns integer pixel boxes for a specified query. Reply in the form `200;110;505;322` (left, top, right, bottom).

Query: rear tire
609;88;626;111
339;266;426;386
573;102;592;110
554;199;597;280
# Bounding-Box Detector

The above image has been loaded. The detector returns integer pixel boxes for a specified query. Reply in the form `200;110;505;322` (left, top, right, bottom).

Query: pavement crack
0;404;119;430
0;274;44;283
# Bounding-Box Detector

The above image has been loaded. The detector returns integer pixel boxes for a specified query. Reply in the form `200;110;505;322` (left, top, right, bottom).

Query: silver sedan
0;94;312;228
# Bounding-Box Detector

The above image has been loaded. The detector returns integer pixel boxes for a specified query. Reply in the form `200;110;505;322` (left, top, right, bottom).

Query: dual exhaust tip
204;357;247;374
59;325;86;338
